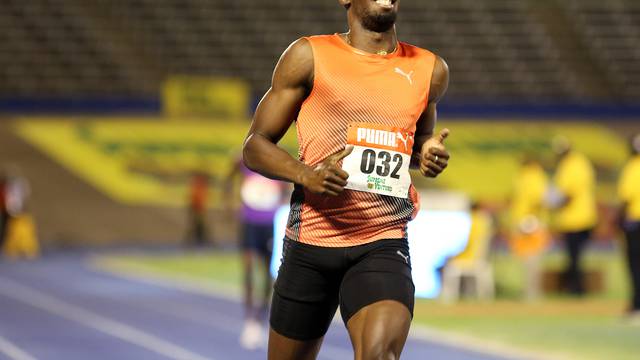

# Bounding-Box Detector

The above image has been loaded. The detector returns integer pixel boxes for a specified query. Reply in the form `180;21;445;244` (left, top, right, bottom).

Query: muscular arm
410;56;450;169
243;39;351;196
242;39;313;184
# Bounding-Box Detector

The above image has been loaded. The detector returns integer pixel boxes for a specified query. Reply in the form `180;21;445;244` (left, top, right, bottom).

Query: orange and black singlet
285;34;437;247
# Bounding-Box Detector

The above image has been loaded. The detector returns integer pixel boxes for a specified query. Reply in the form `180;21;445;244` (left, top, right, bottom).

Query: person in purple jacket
227;159;287;349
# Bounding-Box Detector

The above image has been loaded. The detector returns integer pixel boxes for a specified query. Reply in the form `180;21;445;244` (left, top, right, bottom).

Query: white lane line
0;335;37;360
160;304;353;360
0;277;212;360
92;260;357;357
116;284;355;358
93;259;551;359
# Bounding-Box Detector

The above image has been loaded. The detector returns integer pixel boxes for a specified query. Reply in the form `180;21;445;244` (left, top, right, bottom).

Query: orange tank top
286;34;436;247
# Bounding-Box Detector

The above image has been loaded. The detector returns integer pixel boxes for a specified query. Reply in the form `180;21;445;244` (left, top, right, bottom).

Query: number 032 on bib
341;123;414;199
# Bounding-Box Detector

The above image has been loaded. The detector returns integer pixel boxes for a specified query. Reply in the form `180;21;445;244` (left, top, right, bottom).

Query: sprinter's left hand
420;129;450;178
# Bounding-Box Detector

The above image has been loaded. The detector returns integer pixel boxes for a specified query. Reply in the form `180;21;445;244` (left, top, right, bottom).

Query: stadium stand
0;0;638;106
560;0;640;101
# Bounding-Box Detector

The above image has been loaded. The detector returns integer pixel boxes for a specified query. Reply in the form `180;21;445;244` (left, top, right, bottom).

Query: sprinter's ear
338;0;352;10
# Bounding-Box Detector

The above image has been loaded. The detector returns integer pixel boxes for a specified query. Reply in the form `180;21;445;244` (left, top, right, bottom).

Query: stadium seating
0;0;638;104
560;0;640;101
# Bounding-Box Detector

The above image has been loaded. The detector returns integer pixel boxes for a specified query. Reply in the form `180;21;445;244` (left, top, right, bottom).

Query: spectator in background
226;158;287;350
618;133;640;319
550;136;598;295
2;169;39;259
186;172;209;247
0;172;8;250
6;170;31;219
441;202;495;302
509;157;550;301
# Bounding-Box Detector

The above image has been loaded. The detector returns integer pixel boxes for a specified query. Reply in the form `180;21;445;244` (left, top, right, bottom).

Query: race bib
342;123;414;198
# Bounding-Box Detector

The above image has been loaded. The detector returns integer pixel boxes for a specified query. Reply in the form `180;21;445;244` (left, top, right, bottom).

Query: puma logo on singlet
357;128;397;147
394;67;414;85
396;250;410;264
395;132;413;152
356;128;412;152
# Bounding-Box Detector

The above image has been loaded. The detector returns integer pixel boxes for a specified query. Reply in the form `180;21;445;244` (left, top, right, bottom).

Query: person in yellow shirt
509;157;550;301
451;203;493;265
618;133;640;316
441;202;494;302
551;137;598;295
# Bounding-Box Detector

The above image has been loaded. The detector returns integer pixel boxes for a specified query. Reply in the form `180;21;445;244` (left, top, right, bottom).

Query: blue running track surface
0;254;521;360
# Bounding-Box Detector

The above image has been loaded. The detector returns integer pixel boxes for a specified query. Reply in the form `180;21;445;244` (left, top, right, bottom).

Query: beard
360;9;397;32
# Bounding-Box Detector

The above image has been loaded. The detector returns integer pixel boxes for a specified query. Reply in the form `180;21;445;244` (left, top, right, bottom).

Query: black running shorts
269;238;415;341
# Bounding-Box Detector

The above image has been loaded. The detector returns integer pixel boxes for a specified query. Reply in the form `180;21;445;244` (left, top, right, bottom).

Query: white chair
440;210;495;303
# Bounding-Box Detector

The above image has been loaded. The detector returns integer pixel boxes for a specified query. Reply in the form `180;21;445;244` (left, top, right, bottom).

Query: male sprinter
243;0;450;359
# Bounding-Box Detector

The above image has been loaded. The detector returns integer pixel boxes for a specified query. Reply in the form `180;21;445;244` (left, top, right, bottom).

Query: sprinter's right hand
301;146;353;196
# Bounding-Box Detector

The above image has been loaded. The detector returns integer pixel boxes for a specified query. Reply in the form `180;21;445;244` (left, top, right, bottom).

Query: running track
0;254;524;360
